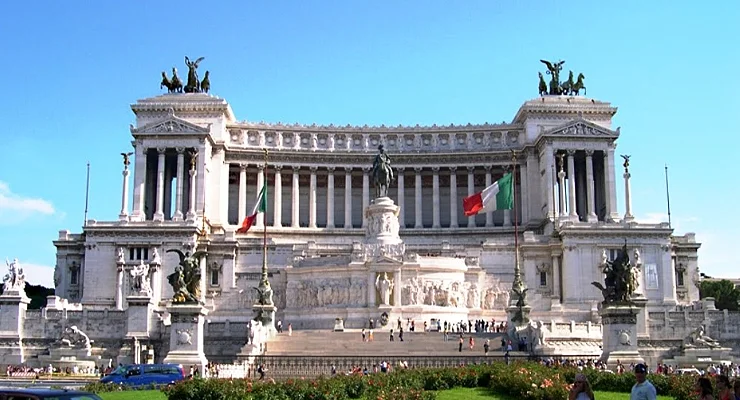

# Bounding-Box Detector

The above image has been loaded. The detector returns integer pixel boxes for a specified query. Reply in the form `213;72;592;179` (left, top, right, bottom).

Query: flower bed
109;361;704;400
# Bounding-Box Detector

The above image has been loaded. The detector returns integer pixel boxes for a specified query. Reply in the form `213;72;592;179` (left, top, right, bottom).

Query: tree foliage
699;279;740;311
0;283;54;309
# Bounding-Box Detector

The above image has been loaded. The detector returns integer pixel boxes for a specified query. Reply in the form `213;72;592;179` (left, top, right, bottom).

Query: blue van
100;363;186;387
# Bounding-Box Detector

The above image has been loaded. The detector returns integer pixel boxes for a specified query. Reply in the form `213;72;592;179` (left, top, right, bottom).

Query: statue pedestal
125;296;153;338
506;304;532;338
253;304;277;338
163;304;209;373
0;292;30;365
365;197;402;246
334;318;345;332
599;302;645;369
662;346;735;369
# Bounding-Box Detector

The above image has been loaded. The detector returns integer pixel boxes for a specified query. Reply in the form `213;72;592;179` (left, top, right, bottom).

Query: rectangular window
129;248;135;260
128;247;150;261
539;271;547;287
70;270;78;285
210;269;219;286
676;269;685;287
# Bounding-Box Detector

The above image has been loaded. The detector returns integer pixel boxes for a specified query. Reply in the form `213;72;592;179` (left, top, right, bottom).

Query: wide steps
266;330;510;356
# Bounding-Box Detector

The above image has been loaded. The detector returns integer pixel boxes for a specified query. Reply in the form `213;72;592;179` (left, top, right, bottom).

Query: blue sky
1;1;738;287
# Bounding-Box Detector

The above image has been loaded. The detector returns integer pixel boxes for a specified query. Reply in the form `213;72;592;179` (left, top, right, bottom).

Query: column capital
157;147;166;154
256;164;265;172
362;167;371;173
327;166;336;172
397;167;405;173
414;167;423;173
310;166;319;173
431;166;440;173
584;149;595;157
466;166;475;173
176;147;185;154
449;166;457;173
344;167;353;173
273;164;283;172
239;163;248;171
484;165;493;172
292;165;301;172
566;149;577;156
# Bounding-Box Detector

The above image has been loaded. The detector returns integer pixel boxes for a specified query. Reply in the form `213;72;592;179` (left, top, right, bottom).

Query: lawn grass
98;391;166;400
435;387;676;400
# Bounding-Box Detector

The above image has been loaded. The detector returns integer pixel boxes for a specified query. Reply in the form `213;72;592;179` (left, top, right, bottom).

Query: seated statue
57;325;92;350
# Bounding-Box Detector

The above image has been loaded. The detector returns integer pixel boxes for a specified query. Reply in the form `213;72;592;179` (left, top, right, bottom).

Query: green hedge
86;362;704;400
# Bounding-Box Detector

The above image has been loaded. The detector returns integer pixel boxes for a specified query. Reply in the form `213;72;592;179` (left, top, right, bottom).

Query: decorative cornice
229;121;519;133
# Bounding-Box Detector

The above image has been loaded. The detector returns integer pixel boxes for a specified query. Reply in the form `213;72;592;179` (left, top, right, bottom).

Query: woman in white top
569;373;595;400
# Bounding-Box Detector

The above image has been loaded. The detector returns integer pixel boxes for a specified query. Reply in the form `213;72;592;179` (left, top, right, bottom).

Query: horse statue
538;72;548;96
184;56;205;93
371;144;394;198
571;73;586;95
561;71;575;95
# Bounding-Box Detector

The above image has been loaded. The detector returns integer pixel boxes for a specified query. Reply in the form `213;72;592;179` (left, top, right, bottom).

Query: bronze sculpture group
160;56;210;94
592;243;638;304
166;249;207;304
371;145;394;198
539;59;586;96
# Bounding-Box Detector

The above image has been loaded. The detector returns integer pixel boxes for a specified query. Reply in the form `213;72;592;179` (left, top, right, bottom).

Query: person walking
629;364;657;400
483;339;490;355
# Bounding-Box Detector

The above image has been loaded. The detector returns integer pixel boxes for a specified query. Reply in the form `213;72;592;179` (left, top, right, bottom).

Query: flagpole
83;162;90;228
262;149;269;283
511;150;523;294
664;164;672;229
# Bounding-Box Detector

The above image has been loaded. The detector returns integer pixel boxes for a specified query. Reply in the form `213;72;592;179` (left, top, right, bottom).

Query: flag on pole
462;173;513;216
237;184;266;233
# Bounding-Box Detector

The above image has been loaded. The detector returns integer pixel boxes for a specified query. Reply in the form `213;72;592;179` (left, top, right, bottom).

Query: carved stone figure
540;59;565;95
591;242;637;304
538;72;547;96
600;249;608;268
2;258;25;292
200;71;210;93
529;320;546;348
176;329;192;346
166;249;207;304
376;272;394;305
685;325;721;348
150;248;161;265
129;260;152;297
121;152;133;168
466;284;480;309
632;249;644;296
116;248;126;265
57;325;92;350
371;145;394;198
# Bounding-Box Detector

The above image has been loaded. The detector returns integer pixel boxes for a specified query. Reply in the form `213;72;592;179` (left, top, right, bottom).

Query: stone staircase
265;329;515;356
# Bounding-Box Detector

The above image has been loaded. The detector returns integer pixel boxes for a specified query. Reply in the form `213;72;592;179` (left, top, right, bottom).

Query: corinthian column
414;167;423;228
557;152;567;219
153;148;166;221
291;166;300;228
309;167;317;228
397;167;405;227
623;157;635;222
186;156;197;222
119;158;131;221
567;149;578;221
449;167;458;228
326;167;335;228
467;166;476;228
362;167;369;228
273;165;283;227
344;167;352;228
131;145;147;221
238;164;247;224
173;148;185;221
432;167;440;228
606;145;620;221
255;165;265;228
115;262;124;310
544;143;555;220
484;166;494;227
585;150;598;223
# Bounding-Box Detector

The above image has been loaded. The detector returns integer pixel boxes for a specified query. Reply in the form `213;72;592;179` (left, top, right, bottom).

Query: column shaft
173;150;185;220
414;167;423;228
585;151;597;222
256;166;265;227
606;146;620;221
362;168;369;228
273;166;283;227
467;167;476;227
238;164;247;224
309;167;317;228
291;167;300;227
326;167;335;228
624;167;634;222
567;150;578;221
552;255;561;303
544;144;555;219
344;168;352;228
153;148;166;221
432;167;440;228
115;266;124;310
397;168;405;227
131;146;147;220
449;168;458;228
119;168;130;220
186;159;197;221
485;167;494;227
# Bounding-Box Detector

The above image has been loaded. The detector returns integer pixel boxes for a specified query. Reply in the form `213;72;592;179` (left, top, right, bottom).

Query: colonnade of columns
228;164;521;230
547;147;617;223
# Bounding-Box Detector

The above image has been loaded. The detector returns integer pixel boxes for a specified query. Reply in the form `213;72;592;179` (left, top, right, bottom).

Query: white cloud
0;181;55;225
14;262;55;288
637;212;669;224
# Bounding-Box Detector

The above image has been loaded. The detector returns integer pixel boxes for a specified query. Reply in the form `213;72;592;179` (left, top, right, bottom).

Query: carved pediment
542;119;619;138
367;254;404;266
131;115;209;134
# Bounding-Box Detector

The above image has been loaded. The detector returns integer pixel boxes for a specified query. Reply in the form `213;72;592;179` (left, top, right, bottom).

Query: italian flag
236;183;266;233
462;173;513;216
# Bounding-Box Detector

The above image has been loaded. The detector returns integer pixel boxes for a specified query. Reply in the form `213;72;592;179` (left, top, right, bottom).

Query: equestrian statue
371;144;394;199
538;59;586;96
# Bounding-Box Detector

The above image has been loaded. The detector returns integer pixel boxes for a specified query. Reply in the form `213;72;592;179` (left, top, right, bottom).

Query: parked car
100;363;185;387
0;388;102;399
